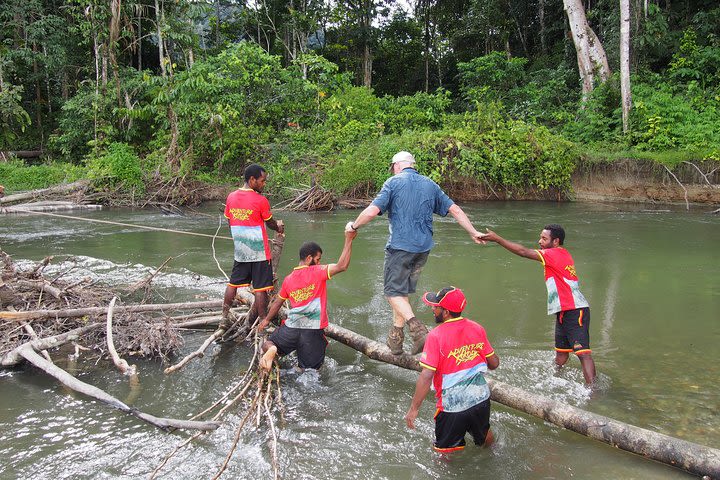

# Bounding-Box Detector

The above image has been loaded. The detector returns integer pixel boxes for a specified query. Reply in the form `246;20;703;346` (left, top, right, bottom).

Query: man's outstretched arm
328;230;357;277
350;204;380;231
483;229;541;261
448;204;485;244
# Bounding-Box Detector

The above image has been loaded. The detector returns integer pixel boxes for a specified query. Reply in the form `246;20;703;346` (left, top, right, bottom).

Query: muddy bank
437;159;720;206
571;159;720;205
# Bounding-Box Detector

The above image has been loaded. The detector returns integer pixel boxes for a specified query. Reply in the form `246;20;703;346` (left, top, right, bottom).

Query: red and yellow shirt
278;265;331;329
224;188;273;262
535;247;589;315
419;317;495;412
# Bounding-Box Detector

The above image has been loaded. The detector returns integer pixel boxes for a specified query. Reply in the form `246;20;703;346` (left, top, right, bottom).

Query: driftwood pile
0;177;220;215
0;249;182;361
277;184;370;212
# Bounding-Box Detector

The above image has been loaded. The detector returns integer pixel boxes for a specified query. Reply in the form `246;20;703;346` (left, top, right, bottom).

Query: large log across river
325;323;720;479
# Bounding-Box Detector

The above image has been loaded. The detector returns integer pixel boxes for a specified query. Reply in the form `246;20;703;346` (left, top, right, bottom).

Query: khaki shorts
383;248;429;296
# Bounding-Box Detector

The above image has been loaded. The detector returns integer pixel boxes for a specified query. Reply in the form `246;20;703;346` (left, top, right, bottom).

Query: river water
0;201;718;479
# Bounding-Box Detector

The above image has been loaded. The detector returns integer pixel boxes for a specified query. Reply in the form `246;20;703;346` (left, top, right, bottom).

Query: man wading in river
405;287;499;452
257;228;357;370
481;225;596;385
348;151;484;355
222;164;284;328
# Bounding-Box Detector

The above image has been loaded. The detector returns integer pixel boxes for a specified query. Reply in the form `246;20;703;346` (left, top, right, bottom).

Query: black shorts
433;399;491;452
383;248;429;297
228;260;273;291
555;307;592;355
268;324;328;369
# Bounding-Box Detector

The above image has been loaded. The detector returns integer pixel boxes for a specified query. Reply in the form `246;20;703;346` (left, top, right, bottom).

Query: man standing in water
482;224;596;385
257;228;357;370
405;287;499;452
348;151;484;355
222;164;284;327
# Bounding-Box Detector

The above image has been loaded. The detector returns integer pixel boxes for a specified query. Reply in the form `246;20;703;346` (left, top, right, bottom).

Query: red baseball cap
422;287;467;312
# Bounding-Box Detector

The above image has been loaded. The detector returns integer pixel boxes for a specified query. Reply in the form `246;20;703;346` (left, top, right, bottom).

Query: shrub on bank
319;106;577;197
0;159;85;193
86;142;145;193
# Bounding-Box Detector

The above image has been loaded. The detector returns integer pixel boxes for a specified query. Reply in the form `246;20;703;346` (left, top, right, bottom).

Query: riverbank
2;158;719;210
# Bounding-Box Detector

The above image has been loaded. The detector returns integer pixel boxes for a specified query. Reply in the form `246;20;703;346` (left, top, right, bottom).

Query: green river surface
1;201;718;479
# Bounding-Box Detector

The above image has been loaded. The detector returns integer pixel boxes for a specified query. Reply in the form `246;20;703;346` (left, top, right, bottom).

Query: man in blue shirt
348;151;484;355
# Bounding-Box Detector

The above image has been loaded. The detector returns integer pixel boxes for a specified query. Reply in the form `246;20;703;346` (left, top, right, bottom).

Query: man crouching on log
481;224;596;385
405;287;499;452
257;229;357;370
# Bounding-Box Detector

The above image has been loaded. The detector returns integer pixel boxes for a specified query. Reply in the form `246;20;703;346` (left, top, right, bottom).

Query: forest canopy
1;0;718;197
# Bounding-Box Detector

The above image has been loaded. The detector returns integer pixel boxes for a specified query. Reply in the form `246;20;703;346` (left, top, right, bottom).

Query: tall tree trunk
215;0;221;47
539;0;547;54
362;43;372;87
137;8;143;71
155;0;166;78
361;1;372;88
32;42;43;145
563;0;611;97
109;0;122;106
421;0;431;92
620;0;632;133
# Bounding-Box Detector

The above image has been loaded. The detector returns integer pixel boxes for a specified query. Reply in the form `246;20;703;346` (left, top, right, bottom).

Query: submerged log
325;323;720;479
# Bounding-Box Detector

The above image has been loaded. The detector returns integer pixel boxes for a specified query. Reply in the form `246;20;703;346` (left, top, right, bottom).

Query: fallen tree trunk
325;323;720;478
0;180;90;205
0;299;224;321
18;346;219;432
1;150;43;159
325;324;422;371
1;201;103;214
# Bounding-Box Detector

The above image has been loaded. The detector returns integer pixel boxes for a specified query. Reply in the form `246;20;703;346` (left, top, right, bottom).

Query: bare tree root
17;346;219;432
106;297;137;375
662;165;690;210
163;327;229;374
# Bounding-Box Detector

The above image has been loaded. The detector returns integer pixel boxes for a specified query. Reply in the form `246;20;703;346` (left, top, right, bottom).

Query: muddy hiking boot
406;317;428;355
386;326;405;355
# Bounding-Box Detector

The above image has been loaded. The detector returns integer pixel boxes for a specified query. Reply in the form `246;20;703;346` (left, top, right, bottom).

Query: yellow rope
7;208;233;241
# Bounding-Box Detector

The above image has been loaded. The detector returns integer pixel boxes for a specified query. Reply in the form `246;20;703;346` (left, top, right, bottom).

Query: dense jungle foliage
1;0;718;197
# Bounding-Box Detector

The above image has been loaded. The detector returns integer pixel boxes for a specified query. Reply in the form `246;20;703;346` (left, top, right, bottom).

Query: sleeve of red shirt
223;193;232;219
537;247;555;267
278;279;288;300
479;326;495;358
419;332;439;370
260;195;272;221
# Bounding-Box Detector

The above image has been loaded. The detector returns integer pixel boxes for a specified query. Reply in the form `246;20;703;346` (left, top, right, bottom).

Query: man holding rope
222;164;284;327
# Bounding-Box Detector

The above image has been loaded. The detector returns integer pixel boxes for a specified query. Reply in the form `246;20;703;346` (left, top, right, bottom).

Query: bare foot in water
260;345;277;371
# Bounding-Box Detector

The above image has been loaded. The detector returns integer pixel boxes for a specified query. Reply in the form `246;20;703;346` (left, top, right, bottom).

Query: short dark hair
544;224;565;245
244;164;266;183
299;241;322;260
446;309;462;317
